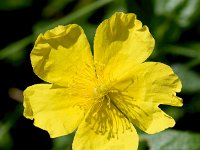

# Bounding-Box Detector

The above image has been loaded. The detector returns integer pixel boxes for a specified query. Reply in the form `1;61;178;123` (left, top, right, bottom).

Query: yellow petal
111;62;182;134
73;123;138;150
113;97;176;134
73;100;138;150
94;12;155;79
31;24;94;87
23;84;85;138
115;62;182;106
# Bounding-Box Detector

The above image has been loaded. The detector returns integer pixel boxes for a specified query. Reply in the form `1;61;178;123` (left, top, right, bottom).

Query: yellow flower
23;12;182;150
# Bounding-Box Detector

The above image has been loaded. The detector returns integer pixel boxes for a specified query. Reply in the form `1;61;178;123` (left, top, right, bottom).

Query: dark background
0;0;200;149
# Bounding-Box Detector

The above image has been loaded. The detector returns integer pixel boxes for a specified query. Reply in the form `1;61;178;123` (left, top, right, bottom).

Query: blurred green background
0;0;200;149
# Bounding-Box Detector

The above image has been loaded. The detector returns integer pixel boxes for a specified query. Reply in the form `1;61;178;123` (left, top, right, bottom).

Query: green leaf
172;64;200;93
0;0;32;10
0;105;23;150
0;36;32;64
138;140;148;150
0;123;13;150
141;130;200;150
80;22;97;48
52;133;74;150
1;0;113;64
162;44;200;58
42;0;73;17
104;0;127;19
176;0;200;27
37;0;113;34
185;94;200;113
153;0;200;28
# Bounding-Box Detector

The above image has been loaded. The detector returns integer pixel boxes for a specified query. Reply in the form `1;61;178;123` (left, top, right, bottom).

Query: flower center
92;83;111;111
93;85;107;98
86;83;133;138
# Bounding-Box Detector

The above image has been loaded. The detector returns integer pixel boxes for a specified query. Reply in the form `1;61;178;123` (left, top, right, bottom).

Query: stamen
69;62;96;110
71;62;137;138
109;89;149;131
106;95;111;108
85;92;133;139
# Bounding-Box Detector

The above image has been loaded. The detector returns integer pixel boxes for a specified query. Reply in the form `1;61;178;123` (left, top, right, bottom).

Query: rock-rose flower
23;12;182;150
